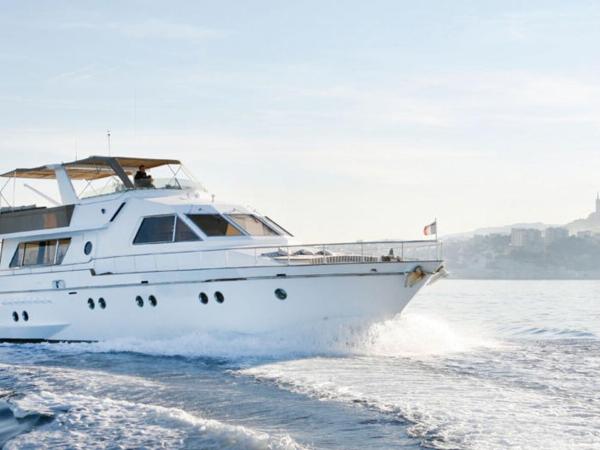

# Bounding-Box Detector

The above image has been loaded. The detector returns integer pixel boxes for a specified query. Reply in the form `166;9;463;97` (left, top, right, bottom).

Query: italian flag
423;221;437;236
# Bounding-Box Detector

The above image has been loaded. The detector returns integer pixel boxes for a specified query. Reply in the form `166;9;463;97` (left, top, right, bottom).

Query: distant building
577;230;592;238
544;227;569;244
511;228;542;248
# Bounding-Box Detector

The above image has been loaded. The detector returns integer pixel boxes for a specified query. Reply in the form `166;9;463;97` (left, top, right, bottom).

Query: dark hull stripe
0;338;95;344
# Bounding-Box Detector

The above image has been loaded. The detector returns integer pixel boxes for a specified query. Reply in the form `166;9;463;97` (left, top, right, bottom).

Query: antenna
133;89;137;143
107;129;111;156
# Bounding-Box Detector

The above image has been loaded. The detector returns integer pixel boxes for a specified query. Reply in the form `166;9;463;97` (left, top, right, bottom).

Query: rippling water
1;280;599;449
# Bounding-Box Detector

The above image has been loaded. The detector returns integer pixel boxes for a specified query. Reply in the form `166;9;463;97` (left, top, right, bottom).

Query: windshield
187;214;242;237
77;165;205;198
226;214;280;236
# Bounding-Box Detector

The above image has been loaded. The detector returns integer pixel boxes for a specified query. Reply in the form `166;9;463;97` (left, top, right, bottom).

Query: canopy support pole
103;157;134;189
48;165;78;205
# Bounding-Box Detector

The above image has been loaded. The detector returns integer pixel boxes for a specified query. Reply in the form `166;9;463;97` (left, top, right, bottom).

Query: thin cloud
465;8;600;42
59;19;226;41
48;64;121;83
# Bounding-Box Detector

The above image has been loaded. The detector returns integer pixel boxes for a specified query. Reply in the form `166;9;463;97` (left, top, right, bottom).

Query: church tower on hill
565;193;600;233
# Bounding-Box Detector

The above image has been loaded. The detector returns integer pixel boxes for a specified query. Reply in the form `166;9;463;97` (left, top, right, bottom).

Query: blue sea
1;280;599;449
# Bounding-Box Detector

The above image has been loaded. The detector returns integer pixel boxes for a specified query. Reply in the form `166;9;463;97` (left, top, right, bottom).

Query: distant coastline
443;195;600;280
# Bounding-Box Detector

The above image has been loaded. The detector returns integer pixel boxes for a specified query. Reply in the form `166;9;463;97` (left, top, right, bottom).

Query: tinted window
24;241;56;266
21;242;40;266
10;244;24;267
174;217;201;242
10;238;71;268
227;214;279;236
134;216;175;244
57;239;71;263
187;214;242;237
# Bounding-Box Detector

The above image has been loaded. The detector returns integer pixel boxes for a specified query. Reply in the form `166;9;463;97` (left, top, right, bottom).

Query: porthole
22;311;29;322
199;292;209;304
274;288;287;300
214;291;224;303
84;241;93;255
98;298;106;309
88;298;95;310
136;295;144;307
149;295;157;307
12;311;18;322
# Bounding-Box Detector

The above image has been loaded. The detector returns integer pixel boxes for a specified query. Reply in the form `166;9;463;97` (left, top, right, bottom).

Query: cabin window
11;244;25;268
187;214;242;237
134;216;174;244
134;215;201;244
174;217;201;242
23;240;57;266
226;214;279;236
56;239;70;263
10;238;72;268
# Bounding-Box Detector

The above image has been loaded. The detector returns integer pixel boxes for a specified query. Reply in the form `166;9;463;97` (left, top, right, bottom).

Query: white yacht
0;156;444;342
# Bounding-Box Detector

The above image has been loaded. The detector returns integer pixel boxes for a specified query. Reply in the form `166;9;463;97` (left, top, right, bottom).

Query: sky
1;0;600;242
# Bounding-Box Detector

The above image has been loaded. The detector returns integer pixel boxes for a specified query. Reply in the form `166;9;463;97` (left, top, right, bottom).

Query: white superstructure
0;156;444;342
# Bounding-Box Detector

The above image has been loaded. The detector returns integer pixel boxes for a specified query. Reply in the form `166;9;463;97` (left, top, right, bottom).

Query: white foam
352;312;496;357
44;312;495;360
240;349;600;450
4;363;307;450
6;391;307;450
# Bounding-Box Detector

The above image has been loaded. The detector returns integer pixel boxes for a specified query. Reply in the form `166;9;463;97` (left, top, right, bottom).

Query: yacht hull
0;260;441;342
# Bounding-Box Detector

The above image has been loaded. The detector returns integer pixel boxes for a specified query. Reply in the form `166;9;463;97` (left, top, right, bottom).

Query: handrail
94;240;442;265
83;239;441;261
197;239;439;253
0;239;443;276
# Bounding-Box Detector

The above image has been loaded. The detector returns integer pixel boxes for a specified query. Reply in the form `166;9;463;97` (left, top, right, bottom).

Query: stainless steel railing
2;239;443;276
219;239;443;267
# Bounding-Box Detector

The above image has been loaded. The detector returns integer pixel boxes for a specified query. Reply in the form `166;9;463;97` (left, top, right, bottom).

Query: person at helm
134;164;154;188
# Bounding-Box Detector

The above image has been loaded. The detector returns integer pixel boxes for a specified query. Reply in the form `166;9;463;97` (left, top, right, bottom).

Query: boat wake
4;392;305;450
0;398;54;448
3;390;306;450
237;328;600;449
38;312;496;362
0;310;499;448
0;362;306;450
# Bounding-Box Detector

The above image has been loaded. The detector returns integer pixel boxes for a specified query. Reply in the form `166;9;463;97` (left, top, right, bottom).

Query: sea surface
1;280;599;449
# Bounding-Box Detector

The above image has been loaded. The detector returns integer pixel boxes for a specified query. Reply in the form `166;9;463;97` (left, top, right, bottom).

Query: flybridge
1;155;184;204
0;155;197;207
0;156;181;180
0;155;195;235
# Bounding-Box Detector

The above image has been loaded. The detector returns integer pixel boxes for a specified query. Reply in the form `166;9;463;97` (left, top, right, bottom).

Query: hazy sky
1;1;600;241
